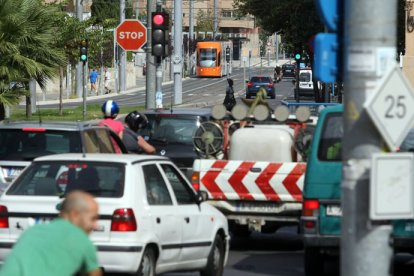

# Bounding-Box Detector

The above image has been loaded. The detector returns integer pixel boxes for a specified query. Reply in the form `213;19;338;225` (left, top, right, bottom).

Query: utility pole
119;0;126;93
76;0;83;98
135;0;139;19
341;0;396;275
188;0;194;77
146;0;156;109
275;32;279;65
173;0;182;104
213;0;218;40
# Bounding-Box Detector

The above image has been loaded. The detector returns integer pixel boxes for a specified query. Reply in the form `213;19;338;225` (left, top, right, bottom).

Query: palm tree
0;0;65;119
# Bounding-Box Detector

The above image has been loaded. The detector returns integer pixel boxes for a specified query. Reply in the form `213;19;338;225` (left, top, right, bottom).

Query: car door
159;163;213;262
141;164;182;265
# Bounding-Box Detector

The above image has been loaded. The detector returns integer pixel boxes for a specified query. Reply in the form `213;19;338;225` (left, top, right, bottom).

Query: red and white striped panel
199;160;306;202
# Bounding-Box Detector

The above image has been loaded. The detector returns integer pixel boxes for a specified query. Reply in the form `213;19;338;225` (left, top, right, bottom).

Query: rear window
138;115;206;145
0;130;82;161
250;77;271;83
317;113;343;161
299;72;311;82
7;162;125;197
283;65;295;70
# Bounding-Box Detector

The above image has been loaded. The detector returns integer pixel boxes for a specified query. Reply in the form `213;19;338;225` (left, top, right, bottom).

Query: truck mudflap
196;160;306;202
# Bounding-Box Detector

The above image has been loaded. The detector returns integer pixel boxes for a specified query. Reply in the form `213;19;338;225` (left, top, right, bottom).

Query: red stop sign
116;20;147;51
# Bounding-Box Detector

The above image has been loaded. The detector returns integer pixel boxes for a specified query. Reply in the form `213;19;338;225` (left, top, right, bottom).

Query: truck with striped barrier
190;101;326;236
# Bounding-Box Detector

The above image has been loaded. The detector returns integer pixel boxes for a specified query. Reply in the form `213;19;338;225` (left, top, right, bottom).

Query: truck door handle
156;217;161;224
185;217;190;223
250;167;262;173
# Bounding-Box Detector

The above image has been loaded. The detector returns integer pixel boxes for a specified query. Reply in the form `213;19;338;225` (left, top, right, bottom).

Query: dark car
282;64;296;78
0;121;127;188
137;108;211;179
246;76;275;99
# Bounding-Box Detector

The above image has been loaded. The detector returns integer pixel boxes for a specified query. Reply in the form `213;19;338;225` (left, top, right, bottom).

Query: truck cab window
318;113;343;161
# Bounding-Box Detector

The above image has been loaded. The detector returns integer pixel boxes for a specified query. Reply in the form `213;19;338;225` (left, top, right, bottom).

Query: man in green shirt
0;191;102;276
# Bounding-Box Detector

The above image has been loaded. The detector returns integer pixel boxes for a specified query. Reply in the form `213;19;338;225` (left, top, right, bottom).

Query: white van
298;69;314;97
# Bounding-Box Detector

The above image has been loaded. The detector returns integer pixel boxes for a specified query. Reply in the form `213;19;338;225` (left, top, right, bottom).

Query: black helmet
125;111;148;131
227;78;233;86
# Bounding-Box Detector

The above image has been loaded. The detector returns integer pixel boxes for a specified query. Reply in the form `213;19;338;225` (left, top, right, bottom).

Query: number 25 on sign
365;65;414;151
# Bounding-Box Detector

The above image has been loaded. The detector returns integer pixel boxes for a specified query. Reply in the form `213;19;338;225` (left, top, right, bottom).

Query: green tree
91;0;134;25
0;0;65;119
196;9;218;34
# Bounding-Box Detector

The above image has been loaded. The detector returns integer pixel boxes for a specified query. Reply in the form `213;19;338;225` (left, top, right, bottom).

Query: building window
222;10;232;18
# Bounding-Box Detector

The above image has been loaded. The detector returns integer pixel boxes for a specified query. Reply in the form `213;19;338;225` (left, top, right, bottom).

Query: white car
0;154;230;275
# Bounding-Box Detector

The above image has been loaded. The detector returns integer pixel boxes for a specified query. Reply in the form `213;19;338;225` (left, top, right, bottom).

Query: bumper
393;237;414;252
97;244;143;273
303;234;340;248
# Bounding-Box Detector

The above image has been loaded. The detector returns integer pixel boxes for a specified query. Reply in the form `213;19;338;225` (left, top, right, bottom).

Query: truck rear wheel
304;247;325;276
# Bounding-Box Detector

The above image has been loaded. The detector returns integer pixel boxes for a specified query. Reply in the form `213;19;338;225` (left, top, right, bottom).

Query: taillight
0;205;9;228
303;199;319;217
111;208;137;231
267;83;273;87
247;82;253;87
191;172;200;191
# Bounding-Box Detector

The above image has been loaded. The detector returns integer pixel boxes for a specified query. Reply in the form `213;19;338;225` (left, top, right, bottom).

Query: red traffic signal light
151;12;169;57
153;14;165;26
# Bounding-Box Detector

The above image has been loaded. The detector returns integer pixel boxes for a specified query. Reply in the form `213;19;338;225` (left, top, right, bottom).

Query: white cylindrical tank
228;125;295;162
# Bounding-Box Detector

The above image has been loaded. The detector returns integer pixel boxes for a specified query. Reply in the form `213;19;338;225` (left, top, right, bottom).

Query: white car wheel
137;248;156;276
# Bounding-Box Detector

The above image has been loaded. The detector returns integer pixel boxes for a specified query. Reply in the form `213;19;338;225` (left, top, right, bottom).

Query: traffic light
79;40;88;63
151;12;169;57
225;46;231;62
294;52;302;62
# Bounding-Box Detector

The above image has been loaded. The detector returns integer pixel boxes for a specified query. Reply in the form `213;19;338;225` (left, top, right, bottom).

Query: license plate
286;70;291;72
326;205;342;216
236;202;282;213
34;217;53;225
255;85;260;88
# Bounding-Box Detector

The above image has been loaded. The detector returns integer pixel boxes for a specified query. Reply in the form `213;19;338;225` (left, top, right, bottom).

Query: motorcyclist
223;78;236;112
123;111;156;154
100;100;124;139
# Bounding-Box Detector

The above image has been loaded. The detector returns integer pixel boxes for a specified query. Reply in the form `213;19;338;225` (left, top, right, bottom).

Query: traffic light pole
341;0;396;275
146;0;156;109
295;62;300;103
82;62;87;121
155;1;163;109
173;0;182;105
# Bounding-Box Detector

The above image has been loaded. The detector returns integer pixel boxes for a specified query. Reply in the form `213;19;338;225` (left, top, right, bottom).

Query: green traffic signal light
295;53;301;60
79;40;88;62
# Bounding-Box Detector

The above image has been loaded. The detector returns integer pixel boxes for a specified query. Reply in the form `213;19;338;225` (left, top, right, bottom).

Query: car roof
143;108;211;116
33;153;169;164
0;121;104;131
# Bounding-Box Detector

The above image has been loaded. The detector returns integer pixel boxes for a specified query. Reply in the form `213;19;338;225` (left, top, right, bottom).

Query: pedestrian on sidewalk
0;191;102;276
100;100;124;139
89;69;98;95
104;68;111;94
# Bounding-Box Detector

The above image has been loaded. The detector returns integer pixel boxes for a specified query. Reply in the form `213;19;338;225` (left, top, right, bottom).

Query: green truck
301;104;414;275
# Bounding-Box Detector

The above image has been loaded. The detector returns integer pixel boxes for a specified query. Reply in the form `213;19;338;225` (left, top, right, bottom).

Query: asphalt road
39;66;296;110
107;225;414;276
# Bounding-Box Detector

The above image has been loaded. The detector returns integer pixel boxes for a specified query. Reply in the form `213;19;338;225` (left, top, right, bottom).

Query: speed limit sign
365;65;414;150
